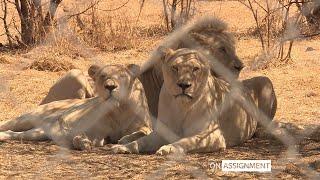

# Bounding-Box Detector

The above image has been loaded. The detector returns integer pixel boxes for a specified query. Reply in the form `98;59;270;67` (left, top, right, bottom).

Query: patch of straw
26;56;76;72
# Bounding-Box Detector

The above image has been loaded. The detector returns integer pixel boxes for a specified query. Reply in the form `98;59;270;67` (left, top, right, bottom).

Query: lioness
112;48;257;155
40;69;95;105
0;64;152;150
139;17;276;125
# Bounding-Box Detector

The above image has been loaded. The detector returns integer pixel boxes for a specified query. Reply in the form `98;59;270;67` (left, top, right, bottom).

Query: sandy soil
0;0;319;179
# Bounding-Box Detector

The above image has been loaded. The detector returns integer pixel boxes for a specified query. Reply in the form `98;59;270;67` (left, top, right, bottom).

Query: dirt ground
0;0;319;179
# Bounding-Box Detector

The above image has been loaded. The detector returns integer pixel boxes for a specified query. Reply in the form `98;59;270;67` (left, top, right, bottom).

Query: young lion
112;48;257;155
0;64;152;150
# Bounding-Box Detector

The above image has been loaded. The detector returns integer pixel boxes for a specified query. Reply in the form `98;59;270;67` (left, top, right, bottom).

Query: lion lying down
139;17;277;127
112;48;258;155
39;69;95;105
0;64;152;150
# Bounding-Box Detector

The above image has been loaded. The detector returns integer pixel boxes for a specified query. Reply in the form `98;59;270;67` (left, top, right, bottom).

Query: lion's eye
193;67;200;72
100;74;107;79
219;47;227;53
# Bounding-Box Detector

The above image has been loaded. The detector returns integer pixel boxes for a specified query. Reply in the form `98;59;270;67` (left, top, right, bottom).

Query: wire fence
0;1;319;179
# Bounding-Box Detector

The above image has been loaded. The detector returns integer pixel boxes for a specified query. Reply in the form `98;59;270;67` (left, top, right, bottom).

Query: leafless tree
239;0;303;64
162;0;195;31
10;0;63;45
0;0;105;47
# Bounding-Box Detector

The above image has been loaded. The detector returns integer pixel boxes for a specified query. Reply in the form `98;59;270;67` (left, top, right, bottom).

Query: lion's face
88;64;140;101
161;48;209;104
190;32;244;78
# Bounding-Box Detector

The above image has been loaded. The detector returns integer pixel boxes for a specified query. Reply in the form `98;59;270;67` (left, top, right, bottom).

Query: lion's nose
235;64;244;71
105;84;117;92
105;80;117;92
234;59;244;71
177;82;191;91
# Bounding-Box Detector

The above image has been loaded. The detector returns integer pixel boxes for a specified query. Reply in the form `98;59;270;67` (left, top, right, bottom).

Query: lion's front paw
111;144;132;154
118;135;133;145
72;135;92;151
111;142;139;154
156;144;184;156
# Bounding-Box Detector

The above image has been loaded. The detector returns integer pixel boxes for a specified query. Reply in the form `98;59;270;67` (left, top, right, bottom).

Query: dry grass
0;0;319;179
71;13;167;52
26;56;76;72
0;56;11;64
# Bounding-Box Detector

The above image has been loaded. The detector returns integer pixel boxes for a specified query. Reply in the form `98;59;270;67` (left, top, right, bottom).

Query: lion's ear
158;46;175;62
127;64;140;77
88;64;102;81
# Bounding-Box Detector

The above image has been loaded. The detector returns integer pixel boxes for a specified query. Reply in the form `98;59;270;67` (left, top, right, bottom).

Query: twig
247;0;265;51
1;0;13;46
67;0;101;19
136;0;144;22
302;31;320;38
98;0;130;12
252;0;267;13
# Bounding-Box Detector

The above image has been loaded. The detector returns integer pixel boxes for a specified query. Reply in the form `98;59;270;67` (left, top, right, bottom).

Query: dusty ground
0;0;319;179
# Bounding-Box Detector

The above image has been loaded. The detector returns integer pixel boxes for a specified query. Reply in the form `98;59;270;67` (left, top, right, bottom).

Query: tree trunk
14;0;63;45
18;0;35;44
170;0;178;29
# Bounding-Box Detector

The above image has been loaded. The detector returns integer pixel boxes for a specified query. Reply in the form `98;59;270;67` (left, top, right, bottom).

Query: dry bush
133;24;168;38
246;5;285;39
79;14;136;51
61;0;167;52
71;11;167;52
1;0;167;52
42;27;93;59
26;56;76;72
239;0;302;70
162;0;196;30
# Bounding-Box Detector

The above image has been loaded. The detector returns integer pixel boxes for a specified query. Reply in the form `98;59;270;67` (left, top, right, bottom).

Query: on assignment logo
209;160;272;172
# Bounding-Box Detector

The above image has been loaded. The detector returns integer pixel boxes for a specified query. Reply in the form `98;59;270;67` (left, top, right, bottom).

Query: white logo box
221;160;272;172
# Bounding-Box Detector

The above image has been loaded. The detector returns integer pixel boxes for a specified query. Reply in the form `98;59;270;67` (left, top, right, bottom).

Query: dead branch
1;0;13;46
161;0;195;30
67;0;101;19
98;0;130;12
137;0;144;22
163;0;170;30
247;0;265;51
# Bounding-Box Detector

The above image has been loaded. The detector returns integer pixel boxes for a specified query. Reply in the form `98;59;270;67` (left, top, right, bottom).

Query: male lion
40;69;95;105
139;17;277;126
0;64;152;150
112;48;258;155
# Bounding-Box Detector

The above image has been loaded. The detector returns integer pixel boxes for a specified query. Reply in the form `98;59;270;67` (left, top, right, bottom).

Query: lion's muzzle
104;79;118;92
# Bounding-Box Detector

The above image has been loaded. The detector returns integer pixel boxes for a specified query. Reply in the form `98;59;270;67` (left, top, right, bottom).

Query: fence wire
0;1;319;179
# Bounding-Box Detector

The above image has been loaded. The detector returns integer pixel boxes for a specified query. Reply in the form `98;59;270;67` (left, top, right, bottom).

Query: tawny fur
0;65;152;150
139;17;276;126
112;48;258;155
40;69;95;105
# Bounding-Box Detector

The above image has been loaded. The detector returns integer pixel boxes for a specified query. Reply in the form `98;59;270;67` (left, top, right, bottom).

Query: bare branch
98;0;130;12
66;0;101;19
1;0;13;46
